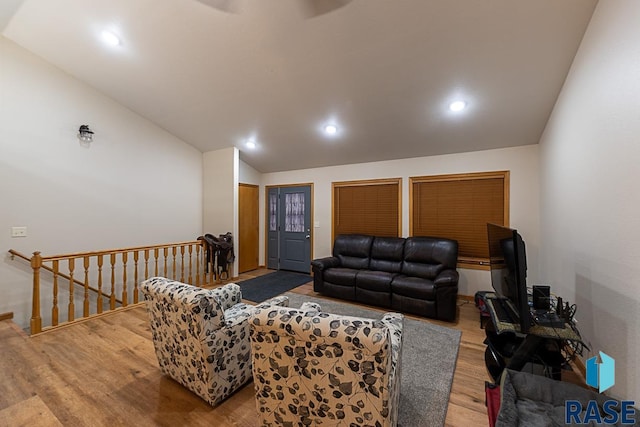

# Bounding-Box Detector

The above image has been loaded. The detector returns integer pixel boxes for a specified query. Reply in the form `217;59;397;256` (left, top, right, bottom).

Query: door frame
264;183;314;272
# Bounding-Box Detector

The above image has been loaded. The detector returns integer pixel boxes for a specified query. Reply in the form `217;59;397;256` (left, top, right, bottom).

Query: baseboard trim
458;294;475;302
0;312;14;322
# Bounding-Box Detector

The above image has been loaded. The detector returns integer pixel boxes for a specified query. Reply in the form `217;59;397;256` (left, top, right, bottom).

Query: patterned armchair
140;277;288;406
249;303;404;426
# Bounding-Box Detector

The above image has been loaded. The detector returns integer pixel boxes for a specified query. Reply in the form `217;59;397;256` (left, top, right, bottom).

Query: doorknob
305;235;310;239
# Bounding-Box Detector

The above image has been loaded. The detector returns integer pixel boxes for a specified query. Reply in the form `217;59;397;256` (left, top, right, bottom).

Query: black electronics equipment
534;311;566;328
556;296;564;316
532;285;551;310
487;223;531;333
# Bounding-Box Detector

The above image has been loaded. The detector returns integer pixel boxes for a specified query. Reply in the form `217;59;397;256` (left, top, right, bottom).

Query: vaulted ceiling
1;0;597;172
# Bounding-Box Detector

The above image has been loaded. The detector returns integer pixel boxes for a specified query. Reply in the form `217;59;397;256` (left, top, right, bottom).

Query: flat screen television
487;223;531;333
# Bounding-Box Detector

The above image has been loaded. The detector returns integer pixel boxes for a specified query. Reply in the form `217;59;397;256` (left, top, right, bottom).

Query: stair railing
9;240;213;335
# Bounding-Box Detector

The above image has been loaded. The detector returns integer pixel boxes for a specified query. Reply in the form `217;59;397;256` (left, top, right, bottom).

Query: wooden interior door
238;183;259;273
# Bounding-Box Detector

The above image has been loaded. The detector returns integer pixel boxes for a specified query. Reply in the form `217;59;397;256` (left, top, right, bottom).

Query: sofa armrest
311;257;341;294
434;270;459;322
434;269;459;287
310;256;341;272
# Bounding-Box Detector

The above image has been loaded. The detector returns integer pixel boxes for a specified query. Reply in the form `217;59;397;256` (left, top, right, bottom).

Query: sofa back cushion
369;237;405;273
401;237;458;279
333;234;374;269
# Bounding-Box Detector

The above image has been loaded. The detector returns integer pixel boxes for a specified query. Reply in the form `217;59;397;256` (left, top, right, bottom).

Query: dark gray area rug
283;292;462;427
239;271;311;303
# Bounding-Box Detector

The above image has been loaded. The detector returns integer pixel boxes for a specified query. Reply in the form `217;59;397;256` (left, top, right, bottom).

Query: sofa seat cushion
324;268;359;287
391;275;436;300
356;270;397;292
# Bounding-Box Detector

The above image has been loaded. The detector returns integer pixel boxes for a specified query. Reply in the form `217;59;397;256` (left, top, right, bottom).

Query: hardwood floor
0;270;492;426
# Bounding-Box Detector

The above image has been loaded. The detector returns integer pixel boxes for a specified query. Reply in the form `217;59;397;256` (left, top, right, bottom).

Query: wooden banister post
195;244;201;287
110;253;116;310
83;256;90;317
121;252;128;307
30;251;42;334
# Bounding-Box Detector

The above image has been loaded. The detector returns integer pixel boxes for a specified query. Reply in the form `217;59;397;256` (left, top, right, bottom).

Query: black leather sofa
311;234;459;321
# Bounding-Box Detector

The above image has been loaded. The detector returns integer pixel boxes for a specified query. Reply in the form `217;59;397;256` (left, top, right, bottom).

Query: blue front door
266;185;311;273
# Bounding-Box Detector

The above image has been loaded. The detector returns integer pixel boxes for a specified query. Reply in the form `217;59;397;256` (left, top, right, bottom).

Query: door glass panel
285;192;305;232
269;194;277;231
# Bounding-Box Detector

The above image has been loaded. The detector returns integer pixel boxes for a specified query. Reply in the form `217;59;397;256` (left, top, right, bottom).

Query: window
284;192;305;232
269;193;277;232
410;171;509;269
332;178;401;241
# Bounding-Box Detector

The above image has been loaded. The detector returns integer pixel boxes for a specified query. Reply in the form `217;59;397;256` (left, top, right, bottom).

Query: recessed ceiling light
101;30;121;47
245;140;257;149
324;124;338;135
449;101;467;112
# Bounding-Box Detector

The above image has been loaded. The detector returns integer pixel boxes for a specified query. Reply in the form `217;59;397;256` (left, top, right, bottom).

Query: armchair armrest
222;296;290;330
381;312;404;332
310;256;341;272
434;270;459;287
252;295;290;311
222;294;291;332
380;312;404;356
223;302;254;327
380;312;404;424
209;283;243;310
299;301;322;315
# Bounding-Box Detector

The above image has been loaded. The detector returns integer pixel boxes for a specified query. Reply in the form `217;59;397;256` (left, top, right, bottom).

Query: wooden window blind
332;179;401;241
410;171;509;269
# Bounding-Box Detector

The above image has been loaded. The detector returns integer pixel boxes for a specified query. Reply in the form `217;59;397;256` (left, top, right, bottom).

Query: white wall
203;147;239;275
539;0;640;402
239;159;261;186
260;144;540;297
0;37;203;329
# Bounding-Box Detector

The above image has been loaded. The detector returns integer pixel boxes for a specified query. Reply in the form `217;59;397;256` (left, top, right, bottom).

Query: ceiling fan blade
196;0;240;14
298;0;353;18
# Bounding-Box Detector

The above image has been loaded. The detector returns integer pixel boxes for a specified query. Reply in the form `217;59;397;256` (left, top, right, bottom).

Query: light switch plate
11;226;27;237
